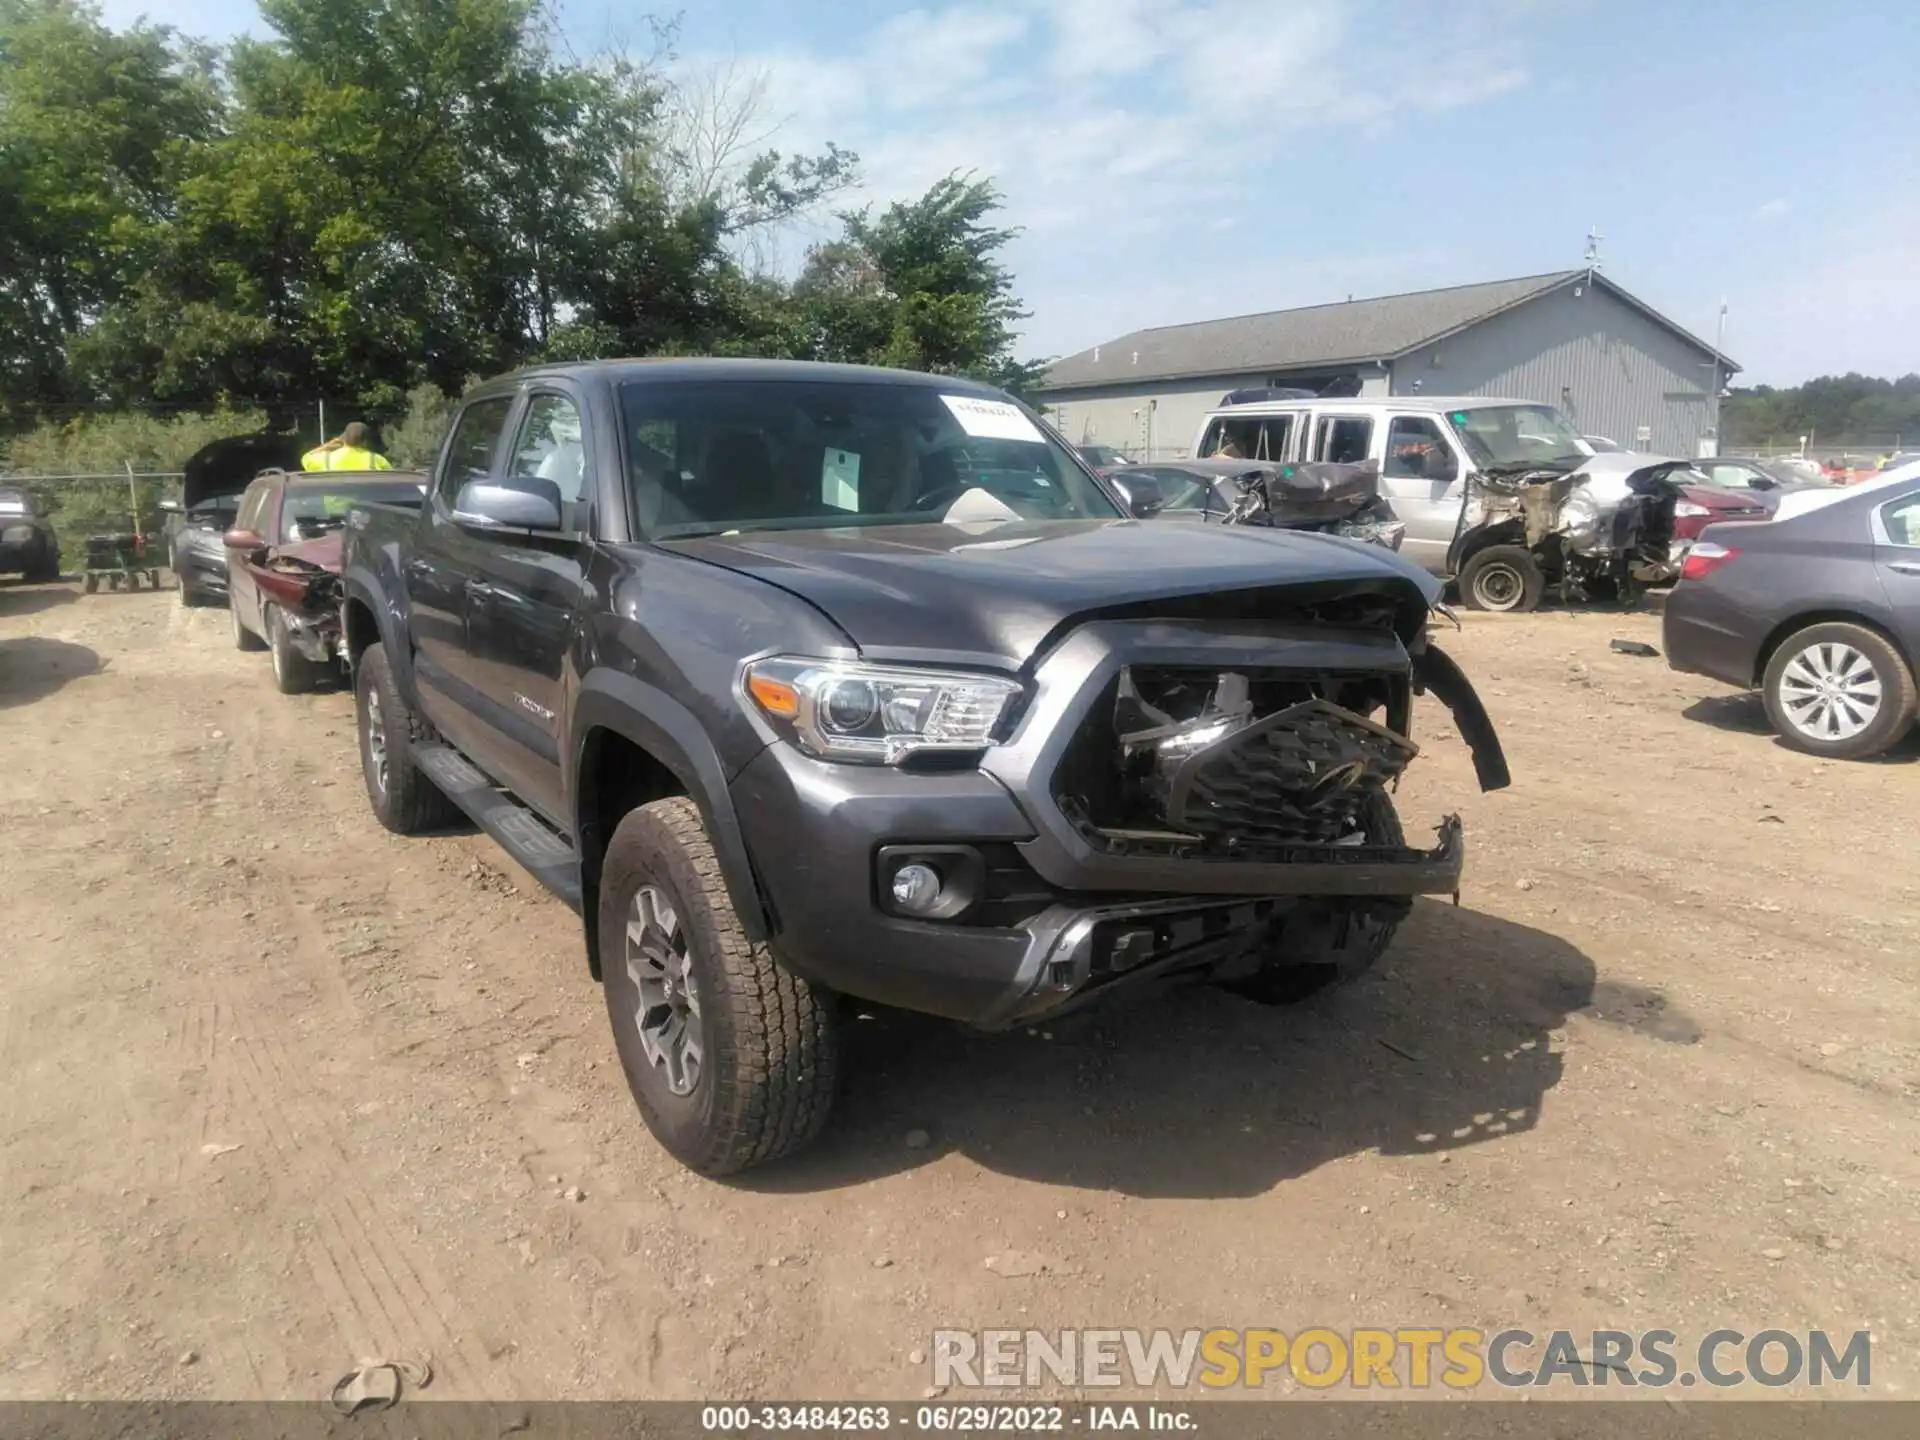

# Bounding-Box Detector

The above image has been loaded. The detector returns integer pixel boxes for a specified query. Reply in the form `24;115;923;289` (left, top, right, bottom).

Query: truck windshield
619;380;1122;537
1447;404;1592;472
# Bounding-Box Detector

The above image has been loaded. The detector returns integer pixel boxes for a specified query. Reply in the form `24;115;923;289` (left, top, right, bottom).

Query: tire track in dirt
136;610;524;1398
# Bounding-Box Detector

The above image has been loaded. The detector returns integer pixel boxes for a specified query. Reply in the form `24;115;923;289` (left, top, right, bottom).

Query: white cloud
681;0;1538;355
1753;197;1791;219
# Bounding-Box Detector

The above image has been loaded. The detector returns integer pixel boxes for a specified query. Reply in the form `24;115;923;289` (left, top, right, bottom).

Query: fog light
890;862;943;915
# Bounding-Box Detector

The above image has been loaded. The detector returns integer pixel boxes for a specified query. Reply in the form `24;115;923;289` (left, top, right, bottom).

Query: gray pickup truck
339;359;1511;1174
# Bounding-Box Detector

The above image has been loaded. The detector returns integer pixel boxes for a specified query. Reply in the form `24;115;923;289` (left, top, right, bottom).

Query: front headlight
1673;501;1711;519
743;657;1023;765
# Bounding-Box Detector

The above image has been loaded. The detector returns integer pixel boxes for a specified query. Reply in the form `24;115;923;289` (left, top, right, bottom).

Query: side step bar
411;742;583;913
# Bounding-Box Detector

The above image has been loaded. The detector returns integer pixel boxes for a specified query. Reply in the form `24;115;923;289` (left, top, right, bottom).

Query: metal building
1033;270;1738;461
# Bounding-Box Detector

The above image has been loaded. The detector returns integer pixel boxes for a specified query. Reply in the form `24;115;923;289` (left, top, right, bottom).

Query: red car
223;469;425;692
1671;479;1771;544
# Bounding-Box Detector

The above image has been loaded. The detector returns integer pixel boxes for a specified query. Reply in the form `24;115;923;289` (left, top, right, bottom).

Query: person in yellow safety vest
302;421;392;472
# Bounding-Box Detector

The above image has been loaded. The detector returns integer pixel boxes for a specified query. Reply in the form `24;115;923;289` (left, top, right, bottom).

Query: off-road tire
176;574;196;606
230;591;266;650
24;544;59;583
1459;544;1547;613
1223;791;1411;1006
354;641;459;833
266;605;321;695
599;797;839;1175
82;573;99;594
1762;621;1917;761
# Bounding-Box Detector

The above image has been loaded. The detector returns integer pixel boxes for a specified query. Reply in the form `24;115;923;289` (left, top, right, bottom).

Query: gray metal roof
1038;271;1733;392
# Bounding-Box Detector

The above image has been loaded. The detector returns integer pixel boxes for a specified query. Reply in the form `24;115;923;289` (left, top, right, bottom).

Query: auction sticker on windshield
942;394;1044;444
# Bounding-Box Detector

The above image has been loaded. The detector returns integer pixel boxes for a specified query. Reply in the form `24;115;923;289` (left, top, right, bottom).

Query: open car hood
181;433;304;511
666;518;1441;669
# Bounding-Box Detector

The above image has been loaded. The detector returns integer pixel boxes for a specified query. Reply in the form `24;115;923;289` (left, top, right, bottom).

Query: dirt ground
1;575;1916;1405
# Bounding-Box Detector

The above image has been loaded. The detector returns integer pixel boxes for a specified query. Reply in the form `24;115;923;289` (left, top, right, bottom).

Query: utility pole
1708;299;1728;457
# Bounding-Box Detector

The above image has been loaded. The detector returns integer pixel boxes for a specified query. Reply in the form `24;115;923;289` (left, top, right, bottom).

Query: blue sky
101;0;1920;384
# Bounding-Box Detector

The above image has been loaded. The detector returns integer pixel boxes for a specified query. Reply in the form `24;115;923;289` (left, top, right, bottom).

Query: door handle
1889;561;1920;575
466;579;498;598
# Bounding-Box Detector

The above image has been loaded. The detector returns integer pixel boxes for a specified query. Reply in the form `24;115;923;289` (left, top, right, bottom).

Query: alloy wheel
625;885;704;1097
364;686;390;794
1778;642;1883;742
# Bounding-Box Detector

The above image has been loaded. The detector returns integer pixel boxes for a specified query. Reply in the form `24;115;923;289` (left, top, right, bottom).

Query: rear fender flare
341;569;416;699
570;671;771;966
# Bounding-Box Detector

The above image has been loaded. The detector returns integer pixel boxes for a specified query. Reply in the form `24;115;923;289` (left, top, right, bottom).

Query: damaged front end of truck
1449;456;1691;605
974;581;1511;1025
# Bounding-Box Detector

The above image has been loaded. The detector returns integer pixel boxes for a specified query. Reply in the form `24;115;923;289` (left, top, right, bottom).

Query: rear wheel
1762;622;1916;760
354;641;459;833
24;542;59;582
266;605;321;694
230;590;265;650
599;797;838;1175
1220;792;1411;1006
1459;544;1546;613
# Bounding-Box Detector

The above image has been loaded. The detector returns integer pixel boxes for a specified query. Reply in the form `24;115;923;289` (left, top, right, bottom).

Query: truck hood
664;518;1440;668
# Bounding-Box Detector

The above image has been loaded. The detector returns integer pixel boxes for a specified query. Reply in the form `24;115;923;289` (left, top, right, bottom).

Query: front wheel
266;605;321;694
1762;622;1917;760
1458;544;1546;613
230;591;266;650
1218;792;1410;1006
599;797;839;1175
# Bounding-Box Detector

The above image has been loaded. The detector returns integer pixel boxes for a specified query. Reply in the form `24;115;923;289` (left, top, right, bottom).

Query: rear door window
1878;493;1920;547
1198;414;1295;461
1312;415;1374;465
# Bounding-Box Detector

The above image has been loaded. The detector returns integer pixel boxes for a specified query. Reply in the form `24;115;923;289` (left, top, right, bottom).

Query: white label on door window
941;394;1044;444
821;449;860;511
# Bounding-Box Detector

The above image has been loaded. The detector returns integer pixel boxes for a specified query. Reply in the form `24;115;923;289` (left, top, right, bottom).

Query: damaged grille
1053;663;1416;860
1167;700;1416;849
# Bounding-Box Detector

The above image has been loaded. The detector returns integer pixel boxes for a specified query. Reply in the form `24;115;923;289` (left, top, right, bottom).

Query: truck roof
490;357;1010;394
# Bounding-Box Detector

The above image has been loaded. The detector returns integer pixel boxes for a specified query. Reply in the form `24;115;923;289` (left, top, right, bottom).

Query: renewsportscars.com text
931;1327;1872;1390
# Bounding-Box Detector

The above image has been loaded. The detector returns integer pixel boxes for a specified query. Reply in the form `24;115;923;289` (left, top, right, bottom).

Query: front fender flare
570;670;770;947
1413;642;1511;792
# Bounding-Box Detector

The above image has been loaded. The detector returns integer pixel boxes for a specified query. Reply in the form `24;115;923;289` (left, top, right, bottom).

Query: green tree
0;0;217;423
834;174;1043;391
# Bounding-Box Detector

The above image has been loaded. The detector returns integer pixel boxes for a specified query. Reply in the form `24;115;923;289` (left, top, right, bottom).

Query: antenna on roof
1576;227;1604;295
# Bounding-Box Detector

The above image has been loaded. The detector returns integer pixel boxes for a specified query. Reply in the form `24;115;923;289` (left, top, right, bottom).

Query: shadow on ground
1683;692;1920;763
0;636;102;709
0;579;78;618
746;899;1621;1199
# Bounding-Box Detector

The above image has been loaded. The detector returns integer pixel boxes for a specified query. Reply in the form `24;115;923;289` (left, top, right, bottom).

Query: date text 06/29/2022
700;1404;1191;1432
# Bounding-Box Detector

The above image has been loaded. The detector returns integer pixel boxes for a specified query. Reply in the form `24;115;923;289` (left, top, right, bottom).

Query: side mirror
1750;476;1778;490
452;478;563;531
222;527;267;554
158;498;183;514
1110;478;1161;520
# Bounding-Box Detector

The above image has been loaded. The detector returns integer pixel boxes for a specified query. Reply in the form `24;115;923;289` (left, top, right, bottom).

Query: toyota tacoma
339;361;1510;1175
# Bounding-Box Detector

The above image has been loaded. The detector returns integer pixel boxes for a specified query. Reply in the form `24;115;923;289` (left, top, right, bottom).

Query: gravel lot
1;576;1915;1403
